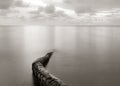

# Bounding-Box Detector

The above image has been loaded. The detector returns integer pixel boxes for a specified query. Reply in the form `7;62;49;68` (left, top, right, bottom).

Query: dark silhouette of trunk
33;52;54;67
32;52;67;86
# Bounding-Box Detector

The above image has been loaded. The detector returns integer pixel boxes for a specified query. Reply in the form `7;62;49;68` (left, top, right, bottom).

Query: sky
0;0;120;24
0;0;120;9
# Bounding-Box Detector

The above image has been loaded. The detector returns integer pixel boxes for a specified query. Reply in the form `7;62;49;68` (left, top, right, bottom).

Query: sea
0;25;120;86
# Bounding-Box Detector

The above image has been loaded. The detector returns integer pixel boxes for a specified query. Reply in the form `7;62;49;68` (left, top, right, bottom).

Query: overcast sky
0;0;120;19
0;0;120;9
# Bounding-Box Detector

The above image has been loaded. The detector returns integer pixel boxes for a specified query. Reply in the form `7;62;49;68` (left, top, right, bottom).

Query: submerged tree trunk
32;52;67;86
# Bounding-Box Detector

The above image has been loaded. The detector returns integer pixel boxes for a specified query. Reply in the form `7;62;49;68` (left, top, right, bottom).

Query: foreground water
0;25;120;86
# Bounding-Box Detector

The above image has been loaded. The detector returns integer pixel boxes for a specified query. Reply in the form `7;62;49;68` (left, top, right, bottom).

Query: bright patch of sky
23;0;47;7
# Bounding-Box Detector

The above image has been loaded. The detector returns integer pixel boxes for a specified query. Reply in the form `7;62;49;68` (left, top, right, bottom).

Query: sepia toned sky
0;0;120;21
0;0;120;9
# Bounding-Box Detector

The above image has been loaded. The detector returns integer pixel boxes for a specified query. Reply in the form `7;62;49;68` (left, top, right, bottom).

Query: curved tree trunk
32;52;67;86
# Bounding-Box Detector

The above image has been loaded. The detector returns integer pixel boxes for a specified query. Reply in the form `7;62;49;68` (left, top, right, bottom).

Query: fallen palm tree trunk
32;52;67;86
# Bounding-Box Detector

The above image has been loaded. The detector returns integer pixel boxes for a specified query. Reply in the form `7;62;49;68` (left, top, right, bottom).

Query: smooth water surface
0;25;120;86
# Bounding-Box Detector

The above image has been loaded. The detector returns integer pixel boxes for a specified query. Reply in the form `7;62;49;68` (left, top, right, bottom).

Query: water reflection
0;26;120;86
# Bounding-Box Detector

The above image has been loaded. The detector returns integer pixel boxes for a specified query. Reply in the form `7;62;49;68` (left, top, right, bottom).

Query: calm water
0;25;120;86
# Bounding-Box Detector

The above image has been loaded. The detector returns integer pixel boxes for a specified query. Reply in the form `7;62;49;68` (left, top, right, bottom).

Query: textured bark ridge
32;52;67;86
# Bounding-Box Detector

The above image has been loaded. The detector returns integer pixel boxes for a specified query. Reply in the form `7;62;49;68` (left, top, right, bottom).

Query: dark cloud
75;6;95;14
53;10;67;17
14;0;29;7
0;0;14;9
29;11;39;15
38;7;44;12
44;4;55;14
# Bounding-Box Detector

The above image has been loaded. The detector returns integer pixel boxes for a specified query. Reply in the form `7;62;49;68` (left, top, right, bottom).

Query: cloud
74;6;96;14
0;0;14;9
0;10;8;16
13;0;29;7
1;0;120;21
63;0;120;11
26;5;76;19
56;7;77;17
44;4;55;14
53;10;67;17
42;0;63;4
